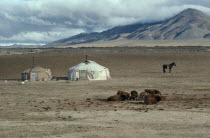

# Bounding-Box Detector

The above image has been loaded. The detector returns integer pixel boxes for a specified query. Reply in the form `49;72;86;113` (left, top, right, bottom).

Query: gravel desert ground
0;47;210;138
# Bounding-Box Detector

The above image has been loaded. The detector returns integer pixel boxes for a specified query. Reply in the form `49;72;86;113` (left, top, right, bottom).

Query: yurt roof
23;66;49;73
69;60;108;71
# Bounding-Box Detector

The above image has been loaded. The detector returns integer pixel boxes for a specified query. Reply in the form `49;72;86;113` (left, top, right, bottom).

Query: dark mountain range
46;8;210;47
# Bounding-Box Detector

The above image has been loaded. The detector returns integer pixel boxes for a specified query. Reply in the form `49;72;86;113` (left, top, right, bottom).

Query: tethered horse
162;62;176;73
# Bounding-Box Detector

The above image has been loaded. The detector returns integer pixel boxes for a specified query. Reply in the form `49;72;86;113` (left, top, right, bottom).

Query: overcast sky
1;0;210;45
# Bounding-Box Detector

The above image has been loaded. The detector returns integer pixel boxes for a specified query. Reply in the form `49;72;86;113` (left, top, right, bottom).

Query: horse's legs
163;67;166;73
169;68;171;73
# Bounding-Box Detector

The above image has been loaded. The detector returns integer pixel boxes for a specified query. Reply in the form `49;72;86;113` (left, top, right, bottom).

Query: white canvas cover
68;60;110;80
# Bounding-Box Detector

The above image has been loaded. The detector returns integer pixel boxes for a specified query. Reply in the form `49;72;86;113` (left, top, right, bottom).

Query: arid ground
0;47;210;138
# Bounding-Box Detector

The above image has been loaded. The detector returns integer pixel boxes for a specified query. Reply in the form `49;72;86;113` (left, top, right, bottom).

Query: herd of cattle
107;89;165;105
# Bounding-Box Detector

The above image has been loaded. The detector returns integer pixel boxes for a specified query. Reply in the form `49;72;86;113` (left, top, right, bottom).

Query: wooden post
86;55;88;61
32;57;35;67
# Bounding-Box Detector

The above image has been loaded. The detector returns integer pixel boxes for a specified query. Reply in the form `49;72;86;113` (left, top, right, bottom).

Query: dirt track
0;48;210;138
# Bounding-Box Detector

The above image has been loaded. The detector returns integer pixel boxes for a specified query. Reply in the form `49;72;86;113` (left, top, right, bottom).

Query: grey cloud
1;0;210;44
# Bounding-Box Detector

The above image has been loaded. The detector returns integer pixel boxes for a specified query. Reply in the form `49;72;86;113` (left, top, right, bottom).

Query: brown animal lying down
144;89;161;95
130;90;138;100
117;90;130;97
140;89;162;100
139;92;149;100
107;91;131;101
107;94;129;101
144;95;162;105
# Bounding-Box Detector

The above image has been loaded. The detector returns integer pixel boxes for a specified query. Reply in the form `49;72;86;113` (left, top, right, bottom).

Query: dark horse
162;62;176;73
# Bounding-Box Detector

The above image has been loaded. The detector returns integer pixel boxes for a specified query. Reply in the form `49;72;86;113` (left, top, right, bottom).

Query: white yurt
68;60;110;81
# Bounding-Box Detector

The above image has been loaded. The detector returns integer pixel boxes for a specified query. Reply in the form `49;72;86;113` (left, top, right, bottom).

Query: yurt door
21;73;27;81
30;72;37;81
79;70;87;80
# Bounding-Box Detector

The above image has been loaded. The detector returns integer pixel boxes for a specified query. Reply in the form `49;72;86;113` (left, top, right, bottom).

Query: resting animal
144;95;161;105
130;90;138;100
139;92;150;100
117;90;130;98
144;89;162;96
107;94;129;101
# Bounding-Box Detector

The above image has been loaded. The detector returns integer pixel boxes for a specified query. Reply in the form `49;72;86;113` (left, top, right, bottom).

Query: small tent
22;66;52;81
68;60;110;81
